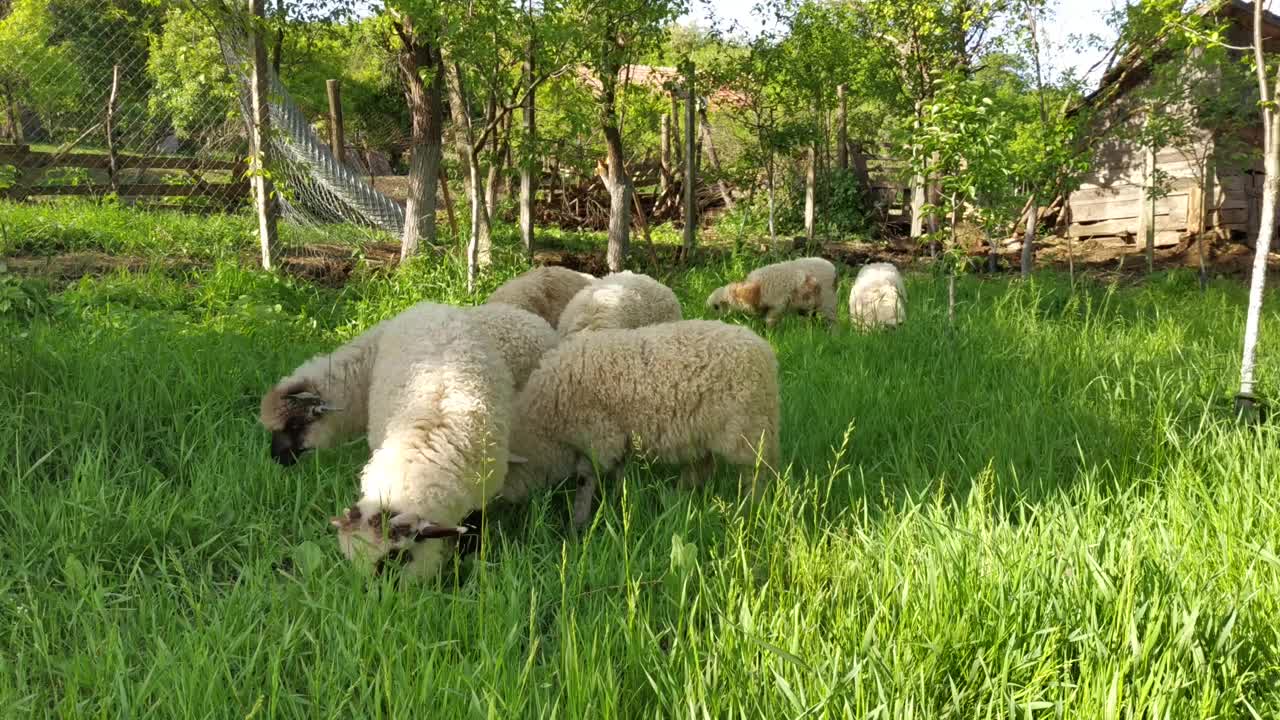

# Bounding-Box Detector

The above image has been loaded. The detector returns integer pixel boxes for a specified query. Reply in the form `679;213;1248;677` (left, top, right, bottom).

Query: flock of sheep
259;257;907;578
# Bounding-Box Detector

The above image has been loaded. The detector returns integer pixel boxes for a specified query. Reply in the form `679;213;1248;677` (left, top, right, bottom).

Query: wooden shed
1065;0;1280;248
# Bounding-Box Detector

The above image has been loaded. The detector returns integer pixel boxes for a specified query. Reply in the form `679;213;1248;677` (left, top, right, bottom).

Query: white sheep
260;301;555;465
706;256;838;328
849;262;906;329
329;304;514;579
556;270;683;338
500;319;780;527
485;265;596;328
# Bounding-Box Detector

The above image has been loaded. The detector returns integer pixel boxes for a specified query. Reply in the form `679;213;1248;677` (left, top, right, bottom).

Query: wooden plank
1069;191;1188;222
26;182;249;197
1068;211;1187;237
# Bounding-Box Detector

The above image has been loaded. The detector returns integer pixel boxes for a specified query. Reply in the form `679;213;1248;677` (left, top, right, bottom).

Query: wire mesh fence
0;0;406;244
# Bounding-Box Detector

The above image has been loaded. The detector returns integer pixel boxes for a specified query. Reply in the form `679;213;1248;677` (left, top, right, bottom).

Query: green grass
3;204;1280;717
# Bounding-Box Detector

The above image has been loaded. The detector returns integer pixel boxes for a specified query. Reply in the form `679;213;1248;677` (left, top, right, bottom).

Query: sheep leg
679;453;715;490
571;473;597;530
763;306;783;328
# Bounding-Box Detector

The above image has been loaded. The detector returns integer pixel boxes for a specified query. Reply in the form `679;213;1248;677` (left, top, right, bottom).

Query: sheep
556;270;683;338
500;319;780;528
329;304;515;579
706;256;839;328
485;265;596;328
260;301;556;466
848;262;906;329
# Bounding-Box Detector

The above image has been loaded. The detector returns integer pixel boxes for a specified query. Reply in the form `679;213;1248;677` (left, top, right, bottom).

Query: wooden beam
682;61;697;257
26;183;250;197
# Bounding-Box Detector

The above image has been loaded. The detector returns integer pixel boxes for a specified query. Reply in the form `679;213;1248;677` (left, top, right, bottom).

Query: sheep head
331;501;470;574
260;380;338;466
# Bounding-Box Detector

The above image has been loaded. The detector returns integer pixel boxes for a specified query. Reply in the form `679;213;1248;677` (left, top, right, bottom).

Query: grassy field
2;201;1279;717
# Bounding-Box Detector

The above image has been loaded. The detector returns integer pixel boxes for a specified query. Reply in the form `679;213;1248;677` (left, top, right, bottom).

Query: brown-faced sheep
706;257;838;328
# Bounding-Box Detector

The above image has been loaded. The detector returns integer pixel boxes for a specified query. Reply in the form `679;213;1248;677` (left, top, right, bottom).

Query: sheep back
463;303;558;389
557;270;683;338
849;262;906;329
485;266;596;327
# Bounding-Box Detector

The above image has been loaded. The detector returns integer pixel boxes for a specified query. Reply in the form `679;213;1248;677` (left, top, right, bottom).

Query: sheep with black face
259;301;555;466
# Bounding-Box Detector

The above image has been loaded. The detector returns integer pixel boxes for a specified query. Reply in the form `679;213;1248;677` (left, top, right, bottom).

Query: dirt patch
3;252;199;281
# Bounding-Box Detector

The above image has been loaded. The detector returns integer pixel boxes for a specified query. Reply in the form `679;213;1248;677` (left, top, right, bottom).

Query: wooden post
326;78;345;165
682;61;697;258
105;65;120;195
659;112;671;196
836;84;848;172
249;0;279;270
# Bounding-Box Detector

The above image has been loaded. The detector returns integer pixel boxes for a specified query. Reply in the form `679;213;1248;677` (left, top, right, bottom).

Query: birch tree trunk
445;60;492;271
519;17;536;259
766;147;777;246
599;69;630;271
836;84;848;172
804;140;817;247
659;112;672;197
1238;0;1279;412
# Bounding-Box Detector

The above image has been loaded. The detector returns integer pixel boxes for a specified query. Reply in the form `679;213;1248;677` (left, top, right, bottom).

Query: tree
387;7;445;260
563;0;688;272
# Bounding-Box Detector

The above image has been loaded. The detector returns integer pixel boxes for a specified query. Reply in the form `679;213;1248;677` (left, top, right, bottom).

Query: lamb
706;256;839;328
260;301;556;466
328;304;515;578
485;265;596;328
848;262;906;329
500;319;780;527
556;270;683;338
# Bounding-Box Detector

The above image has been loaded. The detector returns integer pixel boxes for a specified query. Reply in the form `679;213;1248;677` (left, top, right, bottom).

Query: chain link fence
1;0;406;242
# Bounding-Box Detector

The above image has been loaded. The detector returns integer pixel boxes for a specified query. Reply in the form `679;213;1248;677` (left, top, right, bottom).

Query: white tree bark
1238;0;1278;408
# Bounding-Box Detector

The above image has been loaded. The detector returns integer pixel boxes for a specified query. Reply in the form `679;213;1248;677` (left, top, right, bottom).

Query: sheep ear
509;454;529;465
287;390;323;403
389;513;469;541
387;512;422;541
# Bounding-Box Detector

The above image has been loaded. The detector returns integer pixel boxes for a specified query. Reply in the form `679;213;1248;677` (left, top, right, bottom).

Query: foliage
147;6;240;143
0;0;89;136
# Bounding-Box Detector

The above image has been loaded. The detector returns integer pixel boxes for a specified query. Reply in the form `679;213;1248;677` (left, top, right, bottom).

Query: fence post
682;61;697;259
249;0;279;270
326;78;345;165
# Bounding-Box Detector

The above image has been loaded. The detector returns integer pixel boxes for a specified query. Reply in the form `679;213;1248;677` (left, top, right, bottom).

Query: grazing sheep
706;257;838;328
557;270;683;338
485;265;596;328
260;301;555;466
500;319;780;527
848;262;906;329
329;305;514;579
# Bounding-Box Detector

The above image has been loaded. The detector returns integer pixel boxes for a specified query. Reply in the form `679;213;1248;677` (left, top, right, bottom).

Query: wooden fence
1;144;249;206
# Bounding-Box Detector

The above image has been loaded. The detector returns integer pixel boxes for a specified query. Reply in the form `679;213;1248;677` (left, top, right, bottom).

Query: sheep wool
462;303;558;389
501;320;780;519
557;270;683;338
848;262;906;329
706;256;838;327
485;265;596;328
330;305;514;579
260;301;553;466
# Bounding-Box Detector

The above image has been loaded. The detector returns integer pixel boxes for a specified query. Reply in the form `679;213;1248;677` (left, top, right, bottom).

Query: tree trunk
804;141;817;247
484;91;501;218
467;160;482;292
1021;199;1036;277
698;107;734;211
249;0;278;270
670;92;682;167
766;147;776;246
836;84;848;172
270;0;284;75
519;22;536;259
849;140;870;194
682;63;697;259
603;125;630;272
948;197;959;325
909;101;926;244
659;112;672;197
445;59;492;269
1238;3;1279;412
598;65;630;272
395;17;443;259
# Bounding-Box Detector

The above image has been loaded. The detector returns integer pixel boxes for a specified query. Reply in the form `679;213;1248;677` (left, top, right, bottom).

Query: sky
678;0;1122;89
